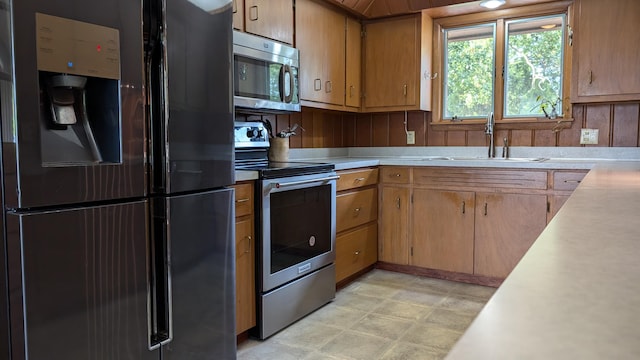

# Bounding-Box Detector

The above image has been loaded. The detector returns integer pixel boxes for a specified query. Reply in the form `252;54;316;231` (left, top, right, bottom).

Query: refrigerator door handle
149;200;173;350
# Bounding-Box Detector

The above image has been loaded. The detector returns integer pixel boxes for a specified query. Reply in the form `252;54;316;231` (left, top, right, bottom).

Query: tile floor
237;269;496;360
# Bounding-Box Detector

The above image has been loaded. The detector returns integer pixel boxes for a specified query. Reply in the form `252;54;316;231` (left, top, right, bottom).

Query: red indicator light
96;45;102;52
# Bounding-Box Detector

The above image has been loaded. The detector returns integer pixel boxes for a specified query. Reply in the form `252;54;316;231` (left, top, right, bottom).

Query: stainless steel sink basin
419;156;548;162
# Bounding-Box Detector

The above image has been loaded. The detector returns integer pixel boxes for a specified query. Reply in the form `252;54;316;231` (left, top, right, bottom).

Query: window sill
430;118;573;132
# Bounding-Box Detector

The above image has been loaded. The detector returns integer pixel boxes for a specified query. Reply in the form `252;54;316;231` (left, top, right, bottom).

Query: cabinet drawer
335;223;377;283
336;188;377;233
234;183;253;218
337;168;378;191
379;167;411;184
553;171;588;191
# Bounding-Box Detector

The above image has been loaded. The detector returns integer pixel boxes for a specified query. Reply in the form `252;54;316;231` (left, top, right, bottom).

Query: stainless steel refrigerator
0;0;236;359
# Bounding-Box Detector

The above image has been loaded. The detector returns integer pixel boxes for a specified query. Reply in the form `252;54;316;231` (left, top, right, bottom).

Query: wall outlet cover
406;131;416;145
580;129;599;145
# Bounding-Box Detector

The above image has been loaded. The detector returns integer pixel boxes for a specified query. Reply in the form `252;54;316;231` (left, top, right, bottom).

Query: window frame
431;2;573;126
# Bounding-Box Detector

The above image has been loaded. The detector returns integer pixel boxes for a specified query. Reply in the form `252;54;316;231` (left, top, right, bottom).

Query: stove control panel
234;121;270;148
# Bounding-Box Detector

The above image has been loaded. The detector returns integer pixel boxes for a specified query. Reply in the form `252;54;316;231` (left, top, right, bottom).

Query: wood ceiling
324;0;560;19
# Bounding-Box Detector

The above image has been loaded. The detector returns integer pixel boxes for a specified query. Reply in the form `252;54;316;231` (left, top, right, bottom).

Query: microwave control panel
234;122;270;148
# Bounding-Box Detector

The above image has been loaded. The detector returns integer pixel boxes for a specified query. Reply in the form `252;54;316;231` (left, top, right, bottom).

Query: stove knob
257;129;264;139
246;128;258;138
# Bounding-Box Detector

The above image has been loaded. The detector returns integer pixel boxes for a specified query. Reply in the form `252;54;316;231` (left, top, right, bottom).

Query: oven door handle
273;175;340;189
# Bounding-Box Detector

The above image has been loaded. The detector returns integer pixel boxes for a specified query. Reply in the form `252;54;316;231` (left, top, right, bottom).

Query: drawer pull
462;201;465;214
354;250;361;255
396;197;401;209
392;173;401;177
484;203;488;216
564;180;582;184
236;198;250;203
244;236;252;254
354;177;366;182
354;207;361;214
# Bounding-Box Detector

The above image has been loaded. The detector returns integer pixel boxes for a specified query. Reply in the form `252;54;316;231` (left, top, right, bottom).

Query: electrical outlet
580;129;599;145
406;131;416;145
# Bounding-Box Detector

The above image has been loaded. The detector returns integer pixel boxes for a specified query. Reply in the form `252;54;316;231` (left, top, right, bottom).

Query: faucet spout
485;112;495;158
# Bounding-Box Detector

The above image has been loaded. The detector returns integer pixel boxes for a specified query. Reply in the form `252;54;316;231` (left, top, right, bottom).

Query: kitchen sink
419;156;548;162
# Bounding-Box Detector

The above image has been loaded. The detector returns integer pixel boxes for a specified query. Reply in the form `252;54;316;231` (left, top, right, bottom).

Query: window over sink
433;2;572;126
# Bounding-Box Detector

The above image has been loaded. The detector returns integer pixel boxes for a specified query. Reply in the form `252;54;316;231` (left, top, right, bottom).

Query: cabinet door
572;0;640;101
364;15;418;109
345;16;362;108
379;186;410;264
296;0;345;106
235;217;256;334
548;194;570;223
244;0;293;44
412;189;475;274
232;0;244;30
474;193;547;278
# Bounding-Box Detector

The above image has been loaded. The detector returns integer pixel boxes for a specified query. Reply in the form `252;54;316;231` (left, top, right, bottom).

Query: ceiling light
479;0;506;9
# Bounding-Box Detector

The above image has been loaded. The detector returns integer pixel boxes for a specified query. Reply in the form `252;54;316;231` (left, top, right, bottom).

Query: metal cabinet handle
325;80;332;93
236;198;250;203
462;201;465;214
354;207;361;215
396;197;401;209
249;5;258;21
354;177;365;182
403;84;407;96
484;203;488;216
588;70;593;85
354;250;361;255
314;78;322;91
392;173;401;177
564;180;582;184
350;85;355;98
245;236;252;254
273;175;340;189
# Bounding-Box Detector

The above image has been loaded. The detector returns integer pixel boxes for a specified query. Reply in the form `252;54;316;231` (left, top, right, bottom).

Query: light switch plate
406;131;416;145
580;129;599;145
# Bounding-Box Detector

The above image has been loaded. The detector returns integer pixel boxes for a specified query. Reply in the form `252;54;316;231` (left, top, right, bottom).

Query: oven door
259;172;337;292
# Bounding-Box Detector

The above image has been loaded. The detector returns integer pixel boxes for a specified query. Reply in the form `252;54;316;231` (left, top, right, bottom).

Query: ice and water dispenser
36;13;122;166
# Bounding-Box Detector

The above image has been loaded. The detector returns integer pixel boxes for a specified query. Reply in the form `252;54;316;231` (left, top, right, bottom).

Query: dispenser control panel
35;13;120;80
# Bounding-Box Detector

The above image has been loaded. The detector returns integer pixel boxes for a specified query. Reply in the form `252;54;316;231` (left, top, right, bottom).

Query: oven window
269;184;331;274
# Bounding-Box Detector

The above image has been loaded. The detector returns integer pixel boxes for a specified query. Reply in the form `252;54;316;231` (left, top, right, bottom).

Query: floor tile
304;303;368;329
438;293;487;315
350;313;414;340
380;342;447;360
237;340;313;360
372;299;433;321
320;330;393;360
271;320;343;350
349;282;403;299
333;291;387;313
400;324;463;352
409;276;459;294
421;308;476;332
450;282;497;300
392;287;448;307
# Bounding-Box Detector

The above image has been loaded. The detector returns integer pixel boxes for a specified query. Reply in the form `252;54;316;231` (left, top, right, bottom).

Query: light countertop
445;161;640;359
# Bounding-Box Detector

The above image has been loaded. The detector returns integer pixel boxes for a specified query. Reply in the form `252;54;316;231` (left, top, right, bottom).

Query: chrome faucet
485;112;495;158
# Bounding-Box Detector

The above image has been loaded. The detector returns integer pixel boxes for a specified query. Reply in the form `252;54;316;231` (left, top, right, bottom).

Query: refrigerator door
160;188;236;359
147;0;234;195
5;201;157;360
3;0;146;209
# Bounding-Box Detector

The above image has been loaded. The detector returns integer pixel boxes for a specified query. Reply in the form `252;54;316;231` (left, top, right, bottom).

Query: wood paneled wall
236;102;640;148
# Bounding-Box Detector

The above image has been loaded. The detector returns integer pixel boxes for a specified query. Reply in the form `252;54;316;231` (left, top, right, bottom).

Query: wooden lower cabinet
379;185;410;265
233;182;256;335
336;223;377;283
411;189;475;274
474;193;547;279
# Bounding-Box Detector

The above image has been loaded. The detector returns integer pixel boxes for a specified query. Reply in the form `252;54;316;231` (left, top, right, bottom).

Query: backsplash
236;102;640;148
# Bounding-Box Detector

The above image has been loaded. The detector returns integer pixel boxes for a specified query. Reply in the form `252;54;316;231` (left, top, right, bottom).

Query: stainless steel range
234;121;337;339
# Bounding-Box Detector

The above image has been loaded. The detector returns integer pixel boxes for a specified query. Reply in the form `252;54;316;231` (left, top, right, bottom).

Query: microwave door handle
279;65;286;103
283;64;293;103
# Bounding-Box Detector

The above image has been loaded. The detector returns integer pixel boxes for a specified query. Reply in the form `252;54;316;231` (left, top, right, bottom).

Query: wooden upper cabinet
362;13;432;112
572;0;640;102
296;0;352;109
232;0;244;30
345;16;362;109
243;0;294;45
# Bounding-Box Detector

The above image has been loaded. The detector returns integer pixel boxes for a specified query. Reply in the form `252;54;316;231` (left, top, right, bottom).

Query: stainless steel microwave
233;31;300;112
